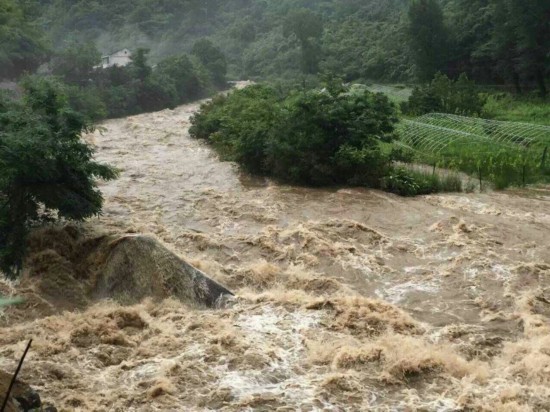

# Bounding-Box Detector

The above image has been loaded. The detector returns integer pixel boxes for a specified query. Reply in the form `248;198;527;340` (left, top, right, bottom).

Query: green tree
25;0;546;97
190;84;398;187
130;48;152;81
51;40;101;85
489;0;527;94
266;85;396;185
230;17;256;43
445;0;495;82
0;0;48;79
136;71;178;112
407;0;449;82
50;41;106;121
401;72;486;116
191;39;227;88
156;54;205;102
283;8;324;74
492;0;549;97
0;77;117;276
190;85;280;173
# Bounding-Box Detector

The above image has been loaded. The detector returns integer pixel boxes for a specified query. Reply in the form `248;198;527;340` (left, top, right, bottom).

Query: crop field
396;113;550;189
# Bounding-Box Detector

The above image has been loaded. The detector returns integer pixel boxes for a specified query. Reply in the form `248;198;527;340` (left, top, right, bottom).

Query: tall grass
382;167;462;196
483;94;550;126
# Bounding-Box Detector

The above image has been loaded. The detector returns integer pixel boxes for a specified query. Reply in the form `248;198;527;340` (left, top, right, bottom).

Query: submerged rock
0;370;55;412
94;235;233;307
3;227;233;324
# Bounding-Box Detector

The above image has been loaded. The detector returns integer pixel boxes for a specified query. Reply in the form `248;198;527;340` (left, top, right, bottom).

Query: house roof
102;49;132;59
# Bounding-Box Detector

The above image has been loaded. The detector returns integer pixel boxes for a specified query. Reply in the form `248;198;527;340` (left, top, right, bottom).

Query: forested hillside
14;0;549;95
0;0;47;78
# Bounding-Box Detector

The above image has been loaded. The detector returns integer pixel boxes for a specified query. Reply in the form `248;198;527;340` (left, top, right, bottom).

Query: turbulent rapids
1;87;549;411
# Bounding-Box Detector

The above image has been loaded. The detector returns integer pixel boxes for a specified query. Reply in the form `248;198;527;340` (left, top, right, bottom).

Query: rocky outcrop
2;226;233;325
93;235;233;307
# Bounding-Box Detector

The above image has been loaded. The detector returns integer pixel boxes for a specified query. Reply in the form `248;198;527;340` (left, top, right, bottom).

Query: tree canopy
14;0;547;94
0;77;117;275
0;0;48;79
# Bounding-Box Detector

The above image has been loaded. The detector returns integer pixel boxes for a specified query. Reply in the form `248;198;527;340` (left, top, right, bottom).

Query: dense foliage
0;0;48;79
430;141;545;190
10;0;546;96
0;78;117;276
190;83;468;195
192;84;417;189
381;167;462;196
191;39;228;88
401;73;486;116
50;43;226;120
407;0;449;82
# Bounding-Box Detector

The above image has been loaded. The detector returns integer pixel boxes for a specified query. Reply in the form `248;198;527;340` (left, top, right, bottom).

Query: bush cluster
191;84;414;189
381;167;462;196
0;77;117;276
401;73;486;116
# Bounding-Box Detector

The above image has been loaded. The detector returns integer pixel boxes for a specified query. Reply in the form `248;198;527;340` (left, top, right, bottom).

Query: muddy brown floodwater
1;86;550;411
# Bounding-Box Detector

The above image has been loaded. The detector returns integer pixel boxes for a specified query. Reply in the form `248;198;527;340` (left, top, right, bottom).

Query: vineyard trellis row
396;113;550;189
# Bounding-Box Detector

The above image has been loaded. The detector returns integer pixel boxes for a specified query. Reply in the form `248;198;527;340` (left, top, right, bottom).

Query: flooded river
1;89;549;411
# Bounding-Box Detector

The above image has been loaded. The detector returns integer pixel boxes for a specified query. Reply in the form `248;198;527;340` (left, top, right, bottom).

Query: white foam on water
214;307;324;407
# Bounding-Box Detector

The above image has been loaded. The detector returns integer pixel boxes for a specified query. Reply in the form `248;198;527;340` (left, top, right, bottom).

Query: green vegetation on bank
191;79;549;194
0;0;48;79
401;73;486;117
190;83;462;194
1;0;548;124
0;77;117;277
381;167;463;196
50;40;227;120
13;0;548;98
397;111;550;189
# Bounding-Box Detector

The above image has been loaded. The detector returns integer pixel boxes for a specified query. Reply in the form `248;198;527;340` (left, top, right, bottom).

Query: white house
99;49;132;69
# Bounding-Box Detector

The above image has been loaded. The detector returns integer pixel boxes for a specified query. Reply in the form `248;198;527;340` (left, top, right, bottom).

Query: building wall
101;49;132;69
109;55;132;67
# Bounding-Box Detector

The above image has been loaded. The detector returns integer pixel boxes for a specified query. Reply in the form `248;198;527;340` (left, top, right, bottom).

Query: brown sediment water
1;85;549;411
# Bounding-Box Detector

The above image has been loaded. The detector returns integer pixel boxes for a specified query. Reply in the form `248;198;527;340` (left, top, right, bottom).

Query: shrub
381;168;421;196
265;86;397;185
102;83;139;118
65;85;107;121
401;73;486;116
190;85;280;173
0;77;117;276
156;54;206;102
136;71;178;113
191;83;399;187
382;167;462;196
